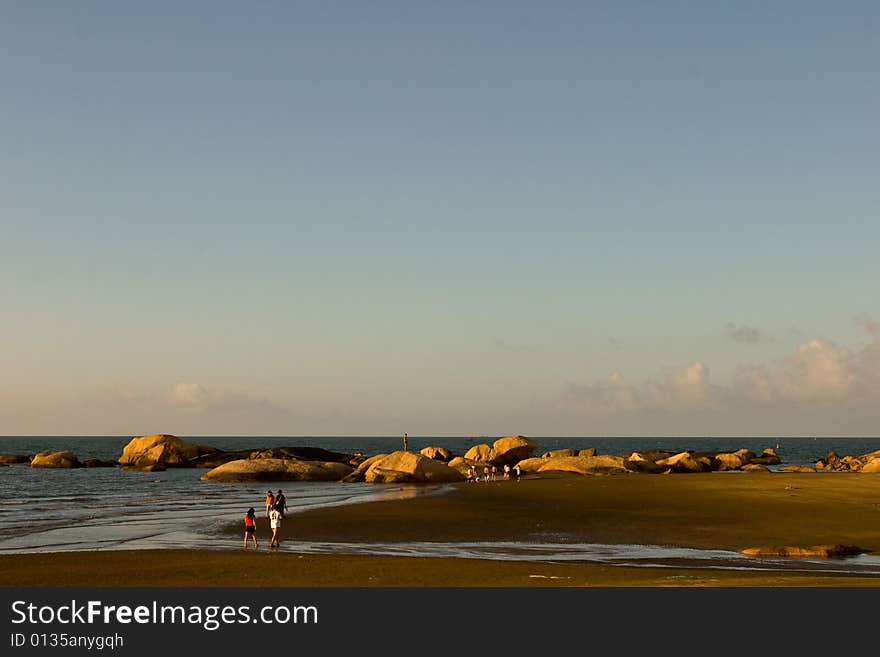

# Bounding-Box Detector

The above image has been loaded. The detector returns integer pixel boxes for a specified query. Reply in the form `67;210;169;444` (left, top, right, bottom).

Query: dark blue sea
2;436;880;575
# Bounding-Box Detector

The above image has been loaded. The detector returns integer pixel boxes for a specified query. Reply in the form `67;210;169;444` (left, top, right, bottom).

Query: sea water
1;436;879;574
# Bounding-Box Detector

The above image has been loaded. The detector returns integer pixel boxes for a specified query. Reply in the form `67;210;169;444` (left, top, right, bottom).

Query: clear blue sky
2;2;878;436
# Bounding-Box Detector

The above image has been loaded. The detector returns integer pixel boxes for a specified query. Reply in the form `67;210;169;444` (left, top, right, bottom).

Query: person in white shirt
269;507;283;548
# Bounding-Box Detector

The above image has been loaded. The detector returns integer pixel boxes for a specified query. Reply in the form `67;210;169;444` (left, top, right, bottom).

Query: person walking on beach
514;464;521;481
274;489;287;519
265;489;275;518
503;464;511;480
403;433;409;451
268;506;283;548
243;507;259;550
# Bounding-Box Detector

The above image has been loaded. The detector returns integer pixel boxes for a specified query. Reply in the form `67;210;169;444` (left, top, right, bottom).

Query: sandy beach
3;472;880;587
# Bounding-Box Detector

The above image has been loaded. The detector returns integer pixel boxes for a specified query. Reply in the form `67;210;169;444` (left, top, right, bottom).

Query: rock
489;435;538;466
118;434;218;468
638;449;677;462
420;446;454;462
734;448;757;463
445;457;473;475
623;456;666;474
860;458;880;474
0;454;31;464
742;464;771;473
30;451;81;468
341;454;389;482
188;450;259;469
712;452;747;471
251;446;354;463
537;455;629;475
514;457;549;473
655;452;711;473
463;444;492;463
741;545;866;558
202;458;353;482
748;455;782;466
778;465;816;473
82;459;118;468
363;451;466;483
578;448;597;457
544;449;577;458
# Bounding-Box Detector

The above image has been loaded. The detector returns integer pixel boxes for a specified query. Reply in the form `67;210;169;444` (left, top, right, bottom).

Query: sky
1;2;878;437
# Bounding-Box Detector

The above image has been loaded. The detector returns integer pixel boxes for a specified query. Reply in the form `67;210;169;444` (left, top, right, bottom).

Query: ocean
2;435;880;574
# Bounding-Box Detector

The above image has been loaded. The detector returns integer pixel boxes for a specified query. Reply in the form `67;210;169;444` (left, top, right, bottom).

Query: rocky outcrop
363;451;465;483
742;464;771;473
578;448;597;458
778;465;816;473
0;454;31;464
118;434;218;469
655;452;711;473
445;457;474;475
202;458;353;482
816;449;880;472
544;449;577;458
537;454;629;475
341;454;389;482
741;545;866;558
420;446;454;462
749;448;782;466
489;436;538;466
30;451;81;468
463;444;492;463
712;452;749;471
514;457;549;473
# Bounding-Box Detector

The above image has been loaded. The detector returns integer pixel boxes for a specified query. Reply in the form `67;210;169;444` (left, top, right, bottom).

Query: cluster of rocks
814;450;880;473
514;447;782;476
9;434;880;482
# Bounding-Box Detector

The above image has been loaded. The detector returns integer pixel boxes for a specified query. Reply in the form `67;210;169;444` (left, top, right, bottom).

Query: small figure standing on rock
403;433;409;451
243;507;258;550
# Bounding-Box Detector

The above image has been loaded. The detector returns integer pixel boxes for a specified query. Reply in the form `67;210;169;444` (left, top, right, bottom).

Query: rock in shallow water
201;458;353;482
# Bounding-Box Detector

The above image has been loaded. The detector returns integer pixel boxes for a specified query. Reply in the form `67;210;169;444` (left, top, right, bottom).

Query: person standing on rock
403;433;409;451
243;508;259;550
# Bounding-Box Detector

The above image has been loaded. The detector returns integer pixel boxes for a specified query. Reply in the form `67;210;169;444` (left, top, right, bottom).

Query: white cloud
567;329;880;418
564;361;715;413
170;382;211;409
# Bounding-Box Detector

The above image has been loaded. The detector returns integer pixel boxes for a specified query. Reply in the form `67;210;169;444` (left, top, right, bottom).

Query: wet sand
3;472;880;587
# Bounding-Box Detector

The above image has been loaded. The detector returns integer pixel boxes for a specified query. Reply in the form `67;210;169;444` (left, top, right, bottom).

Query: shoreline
3;472;880;587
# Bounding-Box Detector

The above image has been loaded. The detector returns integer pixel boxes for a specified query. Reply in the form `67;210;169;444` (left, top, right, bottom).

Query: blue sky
2;2;878;436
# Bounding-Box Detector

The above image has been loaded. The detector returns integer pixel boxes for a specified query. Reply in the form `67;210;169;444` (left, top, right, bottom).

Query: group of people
243;488;288;550
466;463;521;482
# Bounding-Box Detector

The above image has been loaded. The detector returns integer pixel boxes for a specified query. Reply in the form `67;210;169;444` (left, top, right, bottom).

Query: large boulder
201;458;353;482
860;458;880;474
446;457;474;475
420;446;454;462
341;453;389;482
544;449;577;458
364;451;466;483
118;434;218;468
537;455;629;475
742;464;771;473
489;435;538;466
578;448;597;458
712;452;748;471
515;457;549;473
463;444;492;463
30;451;81;468
623;453;667;474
